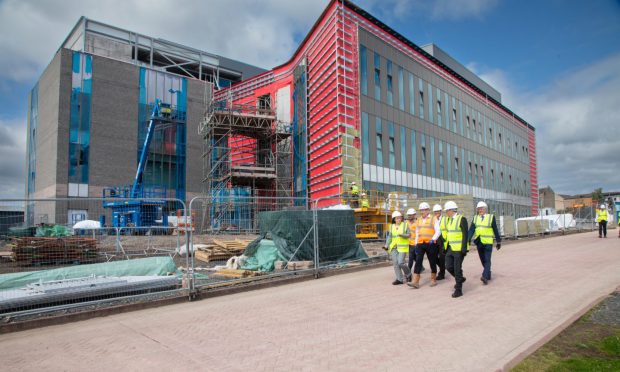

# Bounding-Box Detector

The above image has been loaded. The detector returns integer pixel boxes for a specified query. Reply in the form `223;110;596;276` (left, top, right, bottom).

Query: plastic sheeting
243;210;367;265
0;256;178;291
241;240;285;272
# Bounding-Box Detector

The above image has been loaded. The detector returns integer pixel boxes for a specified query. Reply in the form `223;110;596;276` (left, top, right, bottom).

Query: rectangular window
400;126;407;171
436;88;442;127
452;97;457;132
421;134;427;176
387;60;393;105
439;141;444;179
362;112;369;163
444;92;450;130
430;137;436;177
418;79;425;119
428;82;434;124
69;52;93;188
454;156;459;183
398;66;404;110
411;130;417;173
388;122;395;168
458;101;464;135
374;52;381;100
360;44;368;95
446;143;451;181
408;73;415;115
376;117;383;166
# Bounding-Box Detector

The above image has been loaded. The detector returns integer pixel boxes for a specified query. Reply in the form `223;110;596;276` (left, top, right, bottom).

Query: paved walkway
1;232;619;371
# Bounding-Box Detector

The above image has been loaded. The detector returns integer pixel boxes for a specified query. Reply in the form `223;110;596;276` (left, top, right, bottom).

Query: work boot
480;276;488;285
392;280;403;285
406;274;412;282
454;277;467;289
430;273;437;287
452;288;463;298
436;272;445;280
407;274;421;289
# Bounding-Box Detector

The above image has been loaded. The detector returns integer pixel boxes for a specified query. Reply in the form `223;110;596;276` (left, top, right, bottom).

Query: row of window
361;112;531;198
359;44;530;165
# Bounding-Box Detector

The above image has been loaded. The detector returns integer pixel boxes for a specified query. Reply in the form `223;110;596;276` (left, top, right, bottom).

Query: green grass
512;299;620;372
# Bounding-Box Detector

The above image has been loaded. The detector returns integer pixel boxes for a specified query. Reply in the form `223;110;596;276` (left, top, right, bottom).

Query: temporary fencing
0;197;189;318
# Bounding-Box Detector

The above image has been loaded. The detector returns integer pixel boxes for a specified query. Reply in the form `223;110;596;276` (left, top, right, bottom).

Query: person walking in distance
383;211;411;285
408;202;440;289
432;204;446;280
405;208;418;282
596;204;608;238
468;201;501;285
439;201;469;298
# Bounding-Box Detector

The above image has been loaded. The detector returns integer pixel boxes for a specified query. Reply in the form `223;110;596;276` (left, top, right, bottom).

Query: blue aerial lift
102;99;178;229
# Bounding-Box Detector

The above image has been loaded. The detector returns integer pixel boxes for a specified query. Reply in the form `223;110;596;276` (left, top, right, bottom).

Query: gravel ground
588;291;620;326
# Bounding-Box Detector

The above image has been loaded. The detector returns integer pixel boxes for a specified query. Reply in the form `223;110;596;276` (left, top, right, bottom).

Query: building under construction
210;0;538;216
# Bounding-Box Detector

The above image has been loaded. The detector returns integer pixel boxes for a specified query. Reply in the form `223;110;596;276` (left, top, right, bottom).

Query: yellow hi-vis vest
361;197;370;208
473;214;495;245
351;185;360;196
416;216;434;243
597;209;608;222
389;222;409;253
407;220;417;245
440;215;466;252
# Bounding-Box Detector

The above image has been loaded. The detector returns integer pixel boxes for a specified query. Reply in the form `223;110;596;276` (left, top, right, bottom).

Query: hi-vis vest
389;223;409;253
351;185;360;196
416;217;434;243
597;209;608;222
407;220;417;245
473;214;495;245
440;215;466;252
361;197;370;208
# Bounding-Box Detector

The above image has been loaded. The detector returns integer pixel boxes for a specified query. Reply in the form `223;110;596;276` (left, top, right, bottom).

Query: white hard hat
391;211;402;218
432;204;442;212
406;208;416;215
476;201;488;209
418;202;430;210
444;201;458;211
361;192;366;196
351;182;356;185
600;204;605;209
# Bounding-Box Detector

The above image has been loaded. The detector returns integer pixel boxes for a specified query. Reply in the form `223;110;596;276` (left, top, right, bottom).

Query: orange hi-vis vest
407;220;417;245
416;216;434;243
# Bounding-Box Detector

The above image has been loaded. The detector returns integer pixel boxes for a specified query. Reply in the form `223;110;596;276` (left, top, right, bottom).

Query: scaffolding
199;92;293;232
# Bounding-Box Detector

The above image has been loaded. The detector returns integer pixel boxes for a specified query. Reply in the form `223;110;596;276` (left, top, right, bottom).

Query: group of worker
384;200;501;298
349;182;370;208
595;204;619;238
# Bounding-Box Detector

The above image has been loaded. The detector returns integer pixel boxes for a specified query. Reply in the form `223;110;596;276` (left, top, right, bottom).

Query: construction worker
468;201;501;285
596;204;608;238
383;211;411;285
350;182;360;208
360;192;370;208
408;202;440;288
404;208;417;282
440;201;469;298
432;204;446;280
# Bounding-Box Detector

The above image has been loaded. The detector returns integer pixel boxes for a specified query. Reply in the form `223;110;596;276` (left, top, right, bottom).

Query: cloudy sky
0;0;619;199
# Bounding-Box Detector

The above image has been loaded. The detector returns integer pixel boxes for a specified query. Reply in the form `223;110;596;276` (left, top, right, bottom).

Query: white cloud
357;0;498;22
429;0;499;20
474;53;620;195
0;0;327;83
0;118;27;199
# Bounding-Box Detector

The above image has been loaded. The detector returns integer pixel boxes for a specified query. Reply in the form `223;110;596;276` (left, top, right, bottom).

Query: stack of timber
194;239;253;263
211;269;264;279
10;237;98;266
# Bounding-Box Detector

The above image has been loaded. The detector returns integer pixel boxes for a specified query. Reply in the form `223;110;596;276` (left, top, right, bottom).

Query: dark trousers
437;245;446;275
445;248;465;289
414;242;437;274
599;221;607;237
477;244;493;280
408;245;416;270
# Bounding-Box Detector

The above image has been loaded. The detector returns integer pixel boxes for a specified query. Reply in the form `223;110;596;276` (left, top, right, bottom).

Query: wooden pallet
194;239;254;263
10;237;98;266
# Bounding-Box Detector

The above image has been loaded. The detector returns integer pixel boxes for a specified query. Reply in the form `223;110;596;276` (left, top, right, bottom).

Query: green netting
240;239;285;272
0;256;178;291
243;210;367;266
35;225;71;237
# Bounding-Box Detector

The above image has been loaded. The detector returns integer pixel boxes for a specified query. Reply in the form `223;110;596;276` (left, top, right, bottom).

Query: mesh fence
0;198;189;316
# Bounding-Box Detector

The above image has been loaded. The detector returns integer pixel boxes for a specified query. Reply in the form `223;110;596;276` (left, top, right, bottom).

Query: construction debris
194;239;253;263
274;260;314;271
10;237;98;266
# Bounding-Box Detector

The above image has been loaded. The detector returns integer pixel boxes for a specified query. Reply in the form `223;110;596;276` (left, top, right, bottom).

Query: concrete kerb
498;285;620;371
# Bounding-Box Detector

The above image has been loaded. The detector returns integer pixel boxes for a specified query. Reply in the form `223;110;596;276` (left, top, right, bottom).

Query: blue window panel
446;142;451;181
69;52;92;185
436;88;442;127
374;52;381;101
420;133;427;176
388;122;395;168
418;79;424;120
430;137;436;177
408;73;415;115
360;44;368;95
400;126;406;171
428;82;433;124
398;66;404;110
386;60;393;106
411;130;417;173
27;83;39;197
375;117;383;167
362;112;369;163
